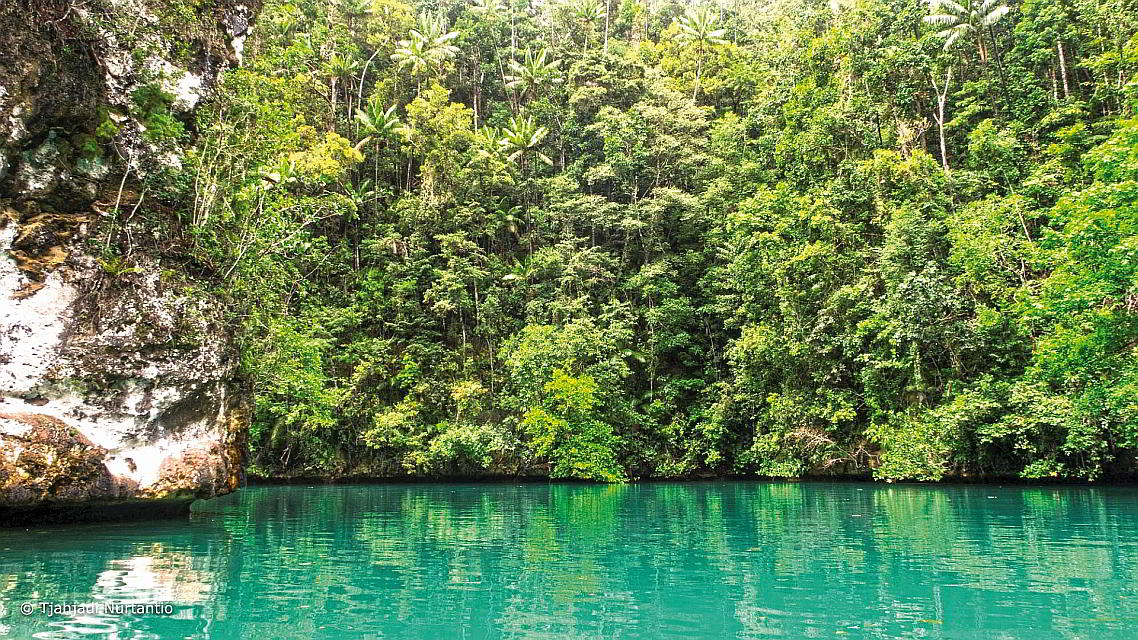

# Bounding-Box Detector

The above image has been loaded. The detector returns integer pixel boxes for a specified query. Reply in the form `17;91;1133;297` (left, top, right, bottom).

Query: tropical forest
120;0;1138;483
5;0;1138;636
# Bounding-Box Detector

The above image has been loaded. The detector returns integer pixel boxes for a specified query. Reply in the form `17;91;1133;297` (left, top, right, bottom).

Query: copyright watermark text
19;602;174;617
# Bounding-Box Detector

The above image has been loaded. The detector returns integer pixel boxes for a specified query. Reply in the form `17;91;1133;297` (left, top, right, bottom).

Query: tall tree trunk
603;0;610;53
986;26;1009;109
975;34;1001;116
497;55;518;114
693;44;703;102
1057;40;1070;98
344;78;353;123
644;0;649;42
931;66;953;174
510;6;517;55
356;49;382;131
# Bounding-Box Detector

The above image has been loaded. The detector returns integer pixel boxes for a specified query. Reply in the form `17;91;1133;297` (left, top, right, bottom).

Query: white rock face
169;70;206;111
232;34;248;66
0;222;78;395
0;0;259;519
0;211;247;508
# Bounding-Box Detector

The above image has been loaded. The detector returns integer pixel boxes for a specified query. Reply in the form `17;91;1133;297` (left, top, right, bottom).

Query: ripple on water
2;482;1138;639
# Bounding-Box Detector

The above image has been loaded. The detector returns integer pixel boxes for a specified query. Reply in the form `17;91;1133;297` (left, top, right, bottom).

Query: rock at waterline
0;0;260;524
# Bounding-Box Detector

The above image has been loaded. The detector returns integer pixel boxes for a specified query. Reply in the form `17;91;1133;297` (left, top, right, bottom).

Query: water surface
2;481;1136;638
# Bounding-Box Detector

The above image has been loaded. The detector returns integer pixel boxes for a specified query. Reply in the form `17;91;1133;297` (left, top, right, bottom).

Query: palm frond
981;4;1009;25
923;13;958;25
939;0;968;14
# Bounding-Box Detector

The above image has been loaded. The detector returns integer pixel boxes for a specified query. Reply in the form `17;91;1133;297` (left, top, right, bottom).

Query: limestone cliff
0;0;258;523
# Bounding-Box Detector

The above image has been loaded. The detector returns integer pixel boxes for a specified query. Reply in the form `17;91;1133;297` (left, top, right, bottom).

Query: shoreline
8;476;1138;527
243;472;1138;488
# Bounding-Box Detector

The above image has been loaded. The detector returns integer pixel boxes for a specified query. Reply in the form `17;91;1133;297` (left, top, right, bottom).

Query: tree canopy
131;0;1138;481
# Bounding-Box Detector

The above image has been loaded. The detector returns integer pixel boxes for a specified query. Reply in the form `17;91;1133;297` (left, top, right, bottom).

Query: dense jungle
117;0;1137;482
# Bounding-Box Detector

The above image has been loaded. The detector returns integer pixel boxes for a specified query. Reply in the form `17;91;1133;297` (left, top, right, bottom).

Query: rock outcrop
0;0;258;523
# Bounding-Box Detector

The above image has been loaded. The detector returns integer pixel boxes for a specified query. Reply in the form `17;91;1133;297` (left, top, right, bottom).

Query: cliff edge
0;0;258;524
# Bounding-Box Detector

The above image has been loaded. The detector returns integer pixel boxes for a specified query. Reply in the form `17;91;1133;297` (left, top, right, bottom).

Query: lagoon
2;482;1137;638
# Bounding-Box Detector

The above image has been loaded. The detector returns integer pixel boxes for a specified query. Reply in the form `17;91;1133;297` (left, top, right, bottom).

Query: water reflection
0;482;1136;639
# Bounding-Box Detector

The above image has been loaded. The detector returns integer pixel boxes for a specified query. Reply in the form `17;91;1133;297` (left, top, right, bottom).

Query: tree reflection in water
1;482;1136;639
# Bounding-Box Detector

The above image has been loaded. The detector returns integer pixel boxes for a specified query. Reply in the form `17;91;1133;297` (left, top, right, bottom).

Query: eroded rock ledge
0;0;258;524
0;222;249;516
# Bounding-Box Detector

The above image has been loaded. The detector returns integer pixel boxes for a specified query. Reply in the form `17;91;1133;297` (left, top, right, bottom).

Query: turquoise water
1;482;1137;639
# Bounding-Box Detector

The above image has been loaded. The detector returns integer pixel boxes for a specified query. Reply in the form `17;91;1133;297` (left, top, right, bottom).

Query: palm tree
501;258;535;283
923;0;1010;158
491;199;523;237
923;0;1009;64
392;12;461;93
484;195;523;250
392;33;433;81
324;53;360;120
344;179;376;210
570;0;606;54
355;100;403;145
355;99;404;195
419;12;461;59
505;48;563;104
500;115;553;170
472;126;507;162
269;3;305;39
673;5;728;101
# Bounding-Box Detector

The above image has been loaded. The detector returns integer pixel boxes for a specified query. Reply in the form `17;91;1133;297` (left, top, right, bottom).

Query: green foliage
924;0;1010;61
392;11;460;89
1021;117;1138;476
160;0;1138;482
131;83;185;144
285;130;365;184
522;370;625;482
97;255;144;279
